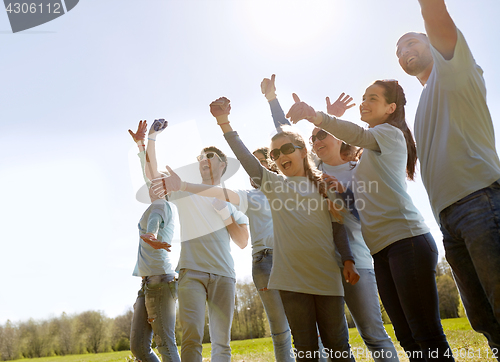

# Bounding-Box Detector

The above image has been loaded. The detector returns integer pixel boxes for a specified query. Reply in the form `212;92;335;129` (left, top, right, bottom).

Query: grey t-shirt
260;170;345;296
319;162;373;269
169;191;249;279
236;189;274;255
133;200;176;277
414;28;500;220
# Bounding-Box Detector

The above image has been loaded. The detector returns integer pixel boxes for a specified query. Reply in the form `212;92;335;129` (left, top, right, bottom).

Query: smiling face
198;151;226;184
360;84;396;128
396;32;434;79
270;135;307;177
311;128;343;163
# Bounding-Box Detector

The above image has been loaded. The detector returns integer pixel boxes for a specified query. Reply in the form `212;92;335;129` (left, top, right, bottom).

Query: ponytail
373;80;417;180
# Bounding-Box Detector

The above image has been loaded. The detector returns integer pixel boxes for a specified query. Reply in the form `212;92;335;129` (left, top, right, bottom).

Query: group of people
125;0;500;361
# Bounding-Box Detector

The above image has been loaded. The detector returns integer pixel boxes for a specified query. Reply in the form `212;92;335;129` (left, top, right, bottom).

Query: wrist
216;115;230;125
136;140;146;148
265;92;277;101
313;112;324;126
180;181;188;192
148;135;157;141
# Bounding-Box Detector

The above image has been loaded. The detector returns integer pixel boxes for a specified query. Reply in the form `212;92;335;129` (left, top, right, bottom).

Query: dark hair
250;146;278;189
373;80;417;180
202;146;227;176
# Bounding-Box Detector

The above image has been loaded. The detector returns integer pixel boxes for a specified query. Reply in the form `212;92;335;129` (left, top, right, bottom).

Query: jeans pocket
178;269;188;283
252;252;265;264
454;189;485;206
422;233;438;255
168;280;178;301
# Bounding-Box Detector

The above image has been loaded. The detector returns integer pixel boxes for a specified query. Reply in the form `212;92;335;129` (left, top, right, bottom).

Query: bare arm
144;119;168;181
184;183;241;205
212;197;248;249
226;221;249;249
418;0;457;60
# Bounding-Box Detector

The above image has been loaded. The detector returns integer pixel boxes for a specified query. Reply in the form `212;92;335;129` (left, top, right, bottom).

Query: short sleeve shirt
415;28;500;220
169;190;249;279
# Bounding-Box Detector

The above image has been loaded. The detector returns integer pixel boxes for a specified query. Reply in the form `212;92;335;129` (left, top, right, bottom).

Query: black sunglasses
309;129;328;145
270;143;303;161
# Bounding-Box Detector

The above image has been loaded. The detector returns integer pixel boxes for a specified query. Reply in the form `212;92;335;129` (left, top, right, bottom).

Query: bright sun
242;0;339;48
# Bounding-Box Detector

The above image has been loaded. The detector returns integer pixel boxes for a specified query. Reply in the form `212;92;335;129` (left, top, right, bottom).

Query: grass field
11;318;497;361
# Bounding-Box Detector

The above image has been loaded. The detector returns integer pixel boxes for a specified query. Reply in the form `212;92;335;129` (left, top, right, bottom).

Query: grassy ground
12;318;497;361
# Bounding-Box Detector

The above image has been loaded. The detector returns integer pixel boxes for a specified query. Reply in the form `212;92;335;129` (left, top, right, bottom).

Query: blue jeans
178;269;235;362
440;181;500;355
280;291;354;362
252;249;294;362
373;233;454;362
130;275;180;362
342;268;399;361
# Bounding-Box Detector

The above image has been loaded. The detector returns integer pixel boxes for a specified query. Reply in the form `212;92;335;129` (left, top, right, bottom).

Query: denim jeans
130;275;180;362
178;269;235;362
342;268;399;361
373;233;454;362
440;181;500;356
280;290;354;362
252;249;294;362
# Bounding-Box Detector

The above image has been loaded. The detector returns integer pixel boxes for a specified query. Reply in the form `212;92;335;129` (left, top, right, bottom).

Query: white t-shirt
260;170;344;296
319;162;373;269
415;28;500;221
353;123;430;254
236;189;274;255
169;191;249;279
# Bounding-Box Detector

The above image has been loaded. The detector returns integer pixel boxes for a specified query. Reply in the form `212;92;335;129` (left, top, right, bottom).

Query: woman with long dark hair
287;80;455;361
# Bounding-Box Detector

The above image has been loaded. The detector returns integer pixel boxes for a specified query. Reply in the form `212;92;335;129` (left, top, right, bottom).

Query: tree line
0;258;463;360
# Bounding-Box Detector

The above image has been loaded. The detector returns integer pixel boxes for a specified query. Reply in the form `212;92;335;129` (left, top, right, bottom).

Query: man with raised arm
146;121;249;362
397;0;500;353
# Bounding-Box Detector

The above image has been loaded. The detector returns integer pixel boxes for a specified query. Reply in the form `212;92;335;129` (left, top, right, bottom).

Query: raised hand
148;119;168;139
286;93;317;124
261;74;277;101
210;97;231;120
322;174;346;193
140;233;172;251
128;120;147;142
326;93;356;117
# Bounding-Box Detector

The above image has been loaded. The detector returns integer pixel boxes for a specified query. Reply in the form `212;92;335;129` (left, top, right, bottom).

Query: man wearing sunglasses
397;0;500;353
149;129;249;361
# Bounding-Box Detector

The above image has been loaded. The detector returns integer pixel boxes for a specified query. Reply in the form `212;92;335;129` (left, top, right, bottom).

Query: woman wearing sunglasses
261;75;399;362
156;148;294;362
287;80;454;361
210;97;360;362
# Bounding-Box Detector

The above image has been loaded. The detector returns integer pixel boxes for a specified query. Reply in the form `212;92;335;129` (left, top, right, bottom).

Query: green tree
1;320;20;361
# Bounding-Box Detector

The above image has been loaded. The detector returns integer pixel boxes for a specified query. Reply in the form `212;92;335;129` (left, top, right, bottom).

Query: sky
1;0;499;325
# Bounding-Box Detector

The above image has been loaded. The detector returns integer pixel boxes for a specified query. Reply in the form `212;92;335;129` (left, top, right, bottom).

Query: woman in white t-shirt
287;80;455;362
